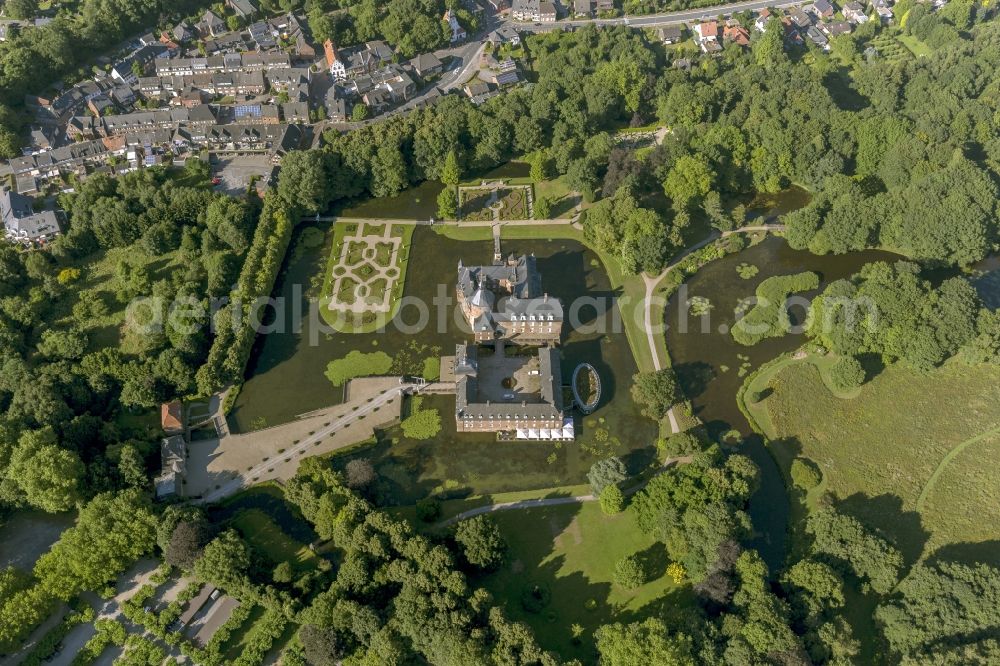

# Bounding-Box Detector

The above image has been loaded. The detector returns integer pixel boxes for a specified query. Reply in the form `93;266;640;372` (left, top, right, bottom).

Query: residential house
293;32;317;59
154;53;290;77
281;102;310;123
575;0;593;17
158;34;181;55
112;43;167;85
595;0;615;14
512;0;556;21
110;84;136;108
821;20;853;36
464;81;498;105
87;95;115;118
787;7;813;28
161;401;184;433
66;116;99;140
249;21;277;50
842;1;869;22
325;87;347;122
658;25;683;44
806;25;830;48
872;0;893;23
227;0;260;20
197;10;227;37
325;40;393;81
204;32;248;54
807;0;835;20
362;89;391;113
724;24;751;47
27;127;54;153
694;21;722;53
266;67;312;92
487;26;521;48
1;189;61;245
231;103;281;125
755;8;772;31
172;21;194;42
444;9;467;43
410;51;444;78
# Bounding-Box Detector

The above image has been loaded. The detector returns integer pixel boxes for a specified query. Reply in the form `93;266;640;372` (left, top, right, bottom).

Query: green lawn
476;502;693;662
230;508;317;570
533;176;578;219
897;33;933;58
750;358;1000;564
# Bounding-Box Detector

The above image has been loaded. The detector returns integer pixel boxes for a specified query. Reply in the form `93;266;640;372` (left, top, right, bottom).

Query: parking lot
211;155;275;197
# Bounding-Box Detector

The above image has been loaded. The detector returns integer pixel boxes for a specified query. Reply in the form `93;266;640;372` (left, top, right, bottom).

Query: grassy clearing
533;177;577;219
230;508;316;570
897;33;933;58
920;431;1000;562
753;358;1000;563
477;502;692;662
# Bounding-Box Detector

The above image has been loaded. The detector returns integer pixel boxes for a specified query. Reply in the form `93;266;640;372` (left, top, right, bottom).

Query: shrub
613;555;647;589
599;485;625;515
658;431;706;457
790;458;822;490
828;356;865;391
415;498;441;522
587;457;627;495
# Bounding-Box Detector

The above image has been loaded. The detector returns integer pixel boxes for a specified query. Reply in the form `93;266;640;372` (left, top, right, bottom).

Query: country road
513;0;808;32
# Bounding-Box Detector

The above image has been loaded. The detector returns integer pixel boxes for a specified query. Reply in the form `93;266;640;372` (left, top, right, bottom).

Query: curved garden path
641;225;785;434
438;456;693;526
915;423;1000;512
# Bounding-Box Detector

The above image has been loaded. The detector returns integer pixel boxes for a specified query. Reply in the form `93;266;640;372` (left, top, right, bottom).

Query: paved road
511;0;806;32
642;224;785;434
197;382;420;504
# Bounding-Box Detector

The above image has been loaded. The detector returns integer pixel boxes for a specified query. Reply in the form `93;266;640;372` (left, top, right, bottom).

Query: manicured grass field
755;358;1000;564
231;508;317;570
477;502;692;662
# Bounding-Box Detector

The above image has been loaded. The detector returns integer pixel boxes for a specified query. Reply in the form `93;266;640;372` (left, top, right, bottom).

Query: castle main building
452;254;572;438
457;254;563;343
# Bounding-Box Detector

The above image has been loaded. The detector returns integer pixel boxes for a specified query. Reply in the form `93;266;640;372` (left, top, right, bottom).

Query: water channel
664;235;899;567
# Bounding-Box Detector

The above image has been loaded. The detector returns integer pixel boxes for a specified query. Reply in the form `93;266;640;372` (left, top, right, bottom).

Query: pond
329;162;532;221
334;179;443;220
664;236;899;568
231;223;657;501
744;185;812;222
